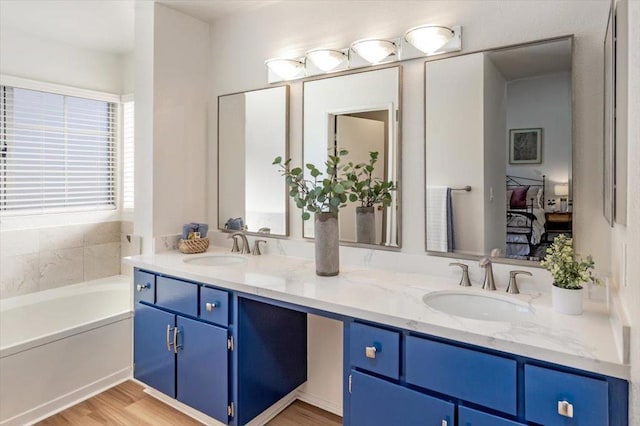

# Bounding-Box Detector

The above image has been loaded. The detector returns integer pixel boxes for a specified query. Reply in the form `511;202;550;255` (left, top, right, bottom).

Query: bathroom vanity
127;249;628;426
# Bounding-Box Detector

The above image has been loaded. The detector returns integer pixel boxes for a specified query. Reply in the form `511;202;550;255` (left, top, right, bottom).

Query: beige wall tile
39;248;84;290
0;230;39;257
84;242;121;281
0;254;39;299
84;222;121;245
121;221;133;235
39;225;84;251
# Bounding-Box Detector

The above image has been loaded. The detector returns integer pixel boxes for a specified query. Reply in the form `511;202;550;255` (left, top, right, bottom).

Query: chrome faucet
252;240;267;255
479;258;496;291
229;232;251;254
506;270;532;294
449;263;471;287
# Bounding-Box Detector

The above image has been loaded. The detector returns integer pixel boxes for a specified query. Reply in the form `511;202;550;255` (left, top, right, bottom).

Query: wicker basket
178;237;210;254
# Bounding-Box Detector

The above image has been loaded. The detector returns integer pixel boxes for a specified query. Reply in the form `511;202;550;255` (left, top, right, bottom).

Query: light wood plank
38;381;342;426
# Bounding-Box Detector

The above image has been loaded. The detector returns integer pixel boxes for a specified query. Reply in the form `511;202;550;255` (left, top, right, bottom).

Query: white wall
506;73;572;192
134;3;210;254
483;55;507;253
612;0;640;423
206;0;623;416
426;53;485;254
0;26;125;94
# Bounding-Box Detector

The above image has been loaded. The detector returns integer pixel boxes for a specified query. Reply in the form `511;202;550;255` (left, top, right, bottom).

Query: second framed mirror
303;66;401;248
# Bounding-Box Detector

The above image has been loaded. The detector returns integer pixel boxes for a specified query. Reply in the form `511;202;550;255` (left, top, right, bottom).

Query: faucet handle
252;240;267;255
506;270;532;294
228;234;241;253
449;263;471;287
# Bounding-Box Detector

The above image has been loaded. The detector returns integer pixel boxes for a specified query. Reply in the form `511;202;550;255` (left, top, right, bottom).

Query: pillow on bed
526;187;541;208
510;186;530;209
506;189;513;209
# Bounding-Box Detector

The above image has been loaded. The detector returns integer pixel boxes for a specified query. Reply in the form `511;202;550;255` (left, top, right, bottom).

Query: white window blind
122;100;134;210
0;85;117;214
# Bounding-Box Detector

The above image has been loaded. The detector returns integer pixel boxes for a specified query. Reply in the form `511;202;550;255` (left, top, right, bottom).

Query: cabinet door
350;370;454;426
177;316;229;424
459;406;525;426
134;304;175;398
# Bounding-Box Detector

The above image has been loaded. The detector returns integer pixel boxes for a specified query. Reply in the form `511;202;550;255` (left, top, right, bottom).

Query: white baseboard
245;387;301;426
1;367;132;426
297;390;343;417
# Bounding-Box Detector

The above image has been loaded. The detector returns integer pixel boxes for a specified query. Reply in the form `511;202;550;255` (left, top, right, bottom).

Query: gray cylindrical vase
356;206;376;244
314;212;339;276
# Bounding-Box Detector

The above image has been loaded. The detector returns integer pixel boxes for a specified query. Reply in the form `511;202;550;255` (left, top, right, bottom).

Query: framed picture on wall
509;128;542;164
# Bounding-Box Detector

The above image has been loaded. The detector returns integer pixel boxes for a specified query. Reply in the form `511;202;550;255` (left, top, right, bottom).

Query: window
0;85;117;214
122;98;134;210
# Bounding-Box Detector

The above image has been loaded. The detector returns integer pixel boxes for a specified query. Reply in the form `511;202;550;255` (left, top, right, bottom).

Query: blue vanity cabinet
350;370;454;426
133;271;231;425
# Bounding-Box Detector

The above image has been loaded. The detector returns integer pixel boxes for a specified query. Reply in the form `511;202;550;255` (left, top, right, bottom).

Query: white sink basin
423;291;534;322
183;255;247;266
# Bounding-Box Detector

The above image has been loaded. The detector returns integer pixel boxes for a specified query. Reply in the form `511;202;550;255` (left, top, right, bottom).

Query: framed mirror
303;66;401;248
425;37;573;264
218;86;289;236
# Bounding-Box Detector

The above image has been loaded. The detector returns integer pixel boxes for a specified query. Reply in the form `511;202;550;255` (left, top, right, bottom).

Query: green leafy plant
344;151;396;208
273;150;352;220
540;234;600;289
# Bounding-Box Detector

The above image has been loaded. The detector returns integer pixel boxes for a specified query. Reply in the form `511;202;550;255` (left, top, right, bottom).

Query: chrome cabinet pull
365;346;377;359
205;302;218;312
166;325;173;351
173;327;181;354
441;420;448;426
557;400;574;418
137;282;150;292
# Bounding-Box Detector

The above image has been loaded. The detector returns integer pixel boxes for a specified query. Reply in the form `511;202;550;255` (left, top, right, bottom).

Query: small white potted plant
540;234;600;315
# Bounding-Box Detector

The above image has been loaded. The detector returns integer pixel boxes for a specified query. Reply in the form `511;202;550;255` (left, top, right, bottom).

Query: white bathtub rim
0;367;132;426
0;310;132;358
0;275;130;311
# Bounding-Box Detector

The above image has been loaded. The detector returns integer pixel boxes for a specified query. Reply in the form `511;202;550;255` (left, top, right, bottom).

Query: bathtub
0;276;133;426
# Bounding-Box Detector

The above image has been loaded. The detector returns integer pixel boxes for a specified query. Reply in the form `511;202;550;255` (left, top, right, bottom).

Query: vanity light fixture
350;39;396;64
265;24;462;83
305;48;347;72
265;58;305;80
404;25;454;54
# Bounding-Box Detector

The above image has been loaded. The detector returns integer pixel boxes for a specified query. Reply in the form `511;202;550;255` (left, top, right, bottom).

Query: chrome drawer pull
136;282;150;292
365;346;377;359
558;400;574;418
205;302;218;312
441;420;448;426
166;325;173;351
173;327;181;354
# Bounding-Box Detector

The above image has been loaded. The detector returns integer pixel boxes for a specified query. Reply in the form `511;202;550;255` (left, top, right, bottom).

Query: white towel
427;186;449;252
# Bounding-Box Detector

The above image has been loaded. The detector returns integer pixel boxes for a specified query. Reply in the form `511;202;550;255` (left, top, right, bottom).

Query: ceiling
487;38;572;81
0;0;275;55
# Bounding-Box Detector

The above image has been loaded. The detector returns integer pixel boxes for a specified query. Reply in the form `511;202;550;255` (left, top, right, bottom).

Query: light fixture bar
266;25;462;83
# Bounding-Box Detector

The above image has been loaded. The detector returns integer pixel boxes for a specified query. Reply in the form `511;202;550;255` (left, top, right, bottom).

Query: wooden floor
38;381;342;425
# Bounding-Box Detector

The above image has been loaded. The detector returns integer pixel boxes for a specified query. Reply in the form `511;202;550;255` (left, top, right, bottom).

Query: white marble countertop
124;247;629;380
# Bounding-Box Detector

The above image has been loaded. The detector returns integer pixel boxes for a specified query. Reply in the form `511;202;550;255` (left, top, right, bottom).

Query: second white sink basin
423;291;534;322
183;255;247;266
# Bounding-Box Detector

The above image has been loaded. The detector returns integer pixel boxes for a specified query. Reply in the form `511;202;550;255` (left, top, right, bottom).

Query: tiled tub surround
0;221;135;299
125;247;629;380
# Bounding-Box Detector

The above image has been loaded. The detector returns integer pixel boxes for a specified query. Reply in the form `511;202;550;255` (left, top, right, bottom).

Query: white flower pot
552;284;584;315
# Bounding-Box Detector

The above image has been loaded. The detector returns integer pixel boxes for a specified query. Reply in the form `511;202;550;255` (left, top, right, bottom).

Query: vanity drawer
134;269;155;304
405;336;517;415
349;322;400;380
156;276;198;316
199;286;229;327
524;364;609;426
458;406;525;426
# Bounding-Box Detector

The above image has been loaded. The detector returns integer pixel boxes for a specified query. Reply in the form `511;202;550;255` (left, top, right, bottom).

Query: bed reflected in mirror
425;37;573;263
